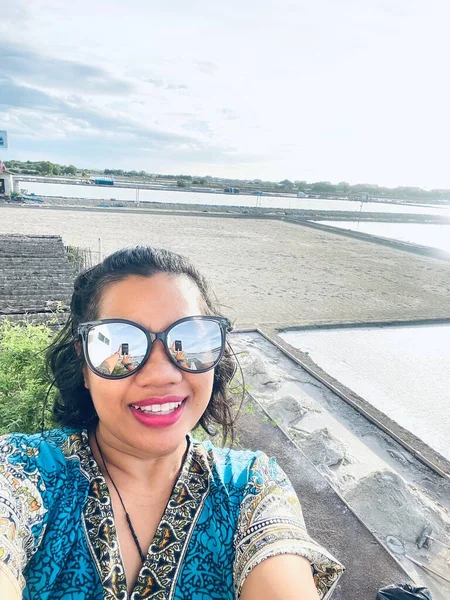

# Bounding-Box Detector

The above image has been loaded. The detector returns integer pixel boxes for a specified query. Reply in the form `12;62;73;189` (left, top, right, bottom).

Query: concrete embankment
10;194;450;223
235;331;450;599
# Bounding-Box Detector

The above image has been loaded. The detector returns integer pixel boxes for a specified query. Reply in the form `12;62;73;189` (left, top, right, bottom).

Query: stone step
0;235;79;316
0;283;73;293
0;234;64;244
0;247;68;258
0;292;71;301
0;267;74;277
0;246;67;255
0;300;70;312
0;250;69;261
0;262;74;270
0;290;72;300
0;270;74;280
0;289;71;299
0;290;71;301
0;257;73;266
0;312;69;326
0;282;73;295
0;277;73;285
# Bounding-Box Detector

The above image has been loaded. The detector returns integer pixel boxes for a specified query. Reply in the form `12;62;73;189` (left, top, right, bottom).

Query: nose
134;339;183;387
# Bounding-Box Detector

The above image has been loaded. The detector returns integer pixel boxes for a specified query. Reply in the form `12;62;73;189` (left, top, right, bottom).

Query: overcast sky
1;0;450;187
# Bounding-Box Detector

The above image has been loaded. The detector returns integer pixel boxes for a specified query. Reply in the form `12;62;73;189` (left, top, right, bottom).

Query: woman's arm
97;349;121;374
0;568;21;600
240;555;319;600
234;454;344;599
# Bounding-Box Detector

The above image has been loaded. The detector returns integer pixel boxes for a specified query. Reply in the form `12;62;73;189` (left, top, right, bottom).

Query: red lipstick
129;396;187;428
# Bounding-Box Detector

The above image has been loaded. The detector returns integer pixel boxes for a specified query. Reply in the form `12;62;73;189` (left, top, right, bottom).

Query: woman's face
84;273;215;457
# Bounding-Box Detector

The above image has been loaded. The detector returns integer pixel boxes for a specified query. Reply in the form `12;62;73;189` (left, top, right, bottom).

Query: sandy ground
2;205;450;328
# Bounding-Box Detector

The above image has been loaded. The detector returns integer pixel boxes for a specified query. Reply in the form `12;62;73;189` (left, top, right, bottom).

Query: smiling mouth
130;400;185;415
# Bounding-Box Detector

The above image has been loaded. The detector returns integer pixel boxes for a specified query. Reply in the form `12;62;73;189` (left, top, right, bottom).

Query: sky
1;0;450;188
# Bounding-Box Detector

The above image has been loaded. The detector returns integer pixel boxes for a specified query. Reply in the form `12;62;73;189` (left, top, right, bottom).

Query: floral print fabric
0;429;343;599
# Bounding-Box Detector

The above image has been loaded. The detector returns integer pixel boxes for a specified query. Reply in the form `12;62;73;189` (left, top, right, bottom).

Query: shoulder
192;439;268;490
0;429;88;590
0;428;90;538
1;427;84;456
0;428;86;482
191;440;294;510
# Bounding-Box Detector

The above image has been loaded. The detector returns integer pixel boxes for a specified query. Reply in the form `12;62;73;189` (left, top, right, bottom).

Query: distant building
297;191;307;198
0;162;14;197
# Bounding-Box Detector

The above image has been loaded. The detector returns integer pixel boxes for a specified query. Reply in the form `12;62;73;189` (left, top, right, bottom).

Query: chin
127;421;191;456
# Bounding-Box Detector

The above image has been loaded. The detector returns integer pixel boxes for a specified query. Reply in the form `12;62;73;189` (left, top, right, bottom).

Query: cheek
84;374;129;410
189;371;214;406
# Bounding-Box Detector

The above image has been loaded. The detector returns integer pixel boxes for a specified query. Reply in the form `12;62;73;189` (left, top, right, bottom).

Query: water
315;221;450;255
20;181;450;217
280;324;450;461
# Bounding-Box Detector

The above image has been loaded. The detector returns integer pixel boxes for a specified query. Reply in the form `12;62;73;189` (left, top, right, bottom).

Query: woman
0;246;343;599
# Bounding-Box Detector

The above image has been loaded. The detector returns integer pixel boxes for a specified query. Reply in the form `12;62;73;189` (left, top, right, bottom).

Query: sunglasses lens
86;322;147;377
167;319;223;371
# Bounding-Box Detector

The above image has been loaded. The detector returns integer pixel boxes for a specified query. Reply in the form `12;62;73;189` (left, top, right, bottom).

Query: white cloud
1;0;450;186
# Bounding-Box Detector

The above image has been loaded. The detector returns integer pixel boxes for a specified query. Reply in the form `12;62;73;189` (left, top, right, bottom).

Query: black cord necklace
94;430;146;564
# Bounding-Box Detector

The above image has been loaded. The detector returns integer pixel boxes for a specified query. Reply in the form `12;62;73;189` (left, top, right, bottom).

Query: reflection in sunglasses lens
87;323;147;377
86;319;223;376
167;320;222;371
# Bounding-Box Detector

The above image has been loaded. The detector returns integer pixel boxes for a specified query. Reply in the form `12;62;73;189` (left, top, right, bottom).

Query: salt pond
21;181;450;218
279;324;450;461
315;220;450;255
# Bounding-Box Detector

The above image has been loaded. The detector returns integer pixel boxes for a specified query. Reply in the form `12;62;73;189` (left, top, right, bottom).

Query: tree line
5;160;80;176
4;160;450;200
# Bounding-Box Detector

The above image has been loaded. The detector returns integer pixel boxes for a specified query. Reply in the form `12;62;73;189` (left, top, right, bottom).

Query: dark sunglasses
77;315;232;379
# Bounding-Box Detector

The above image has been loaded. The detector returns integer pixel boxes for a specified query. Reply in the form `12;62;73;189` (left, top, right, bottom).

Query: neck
90;424;188;493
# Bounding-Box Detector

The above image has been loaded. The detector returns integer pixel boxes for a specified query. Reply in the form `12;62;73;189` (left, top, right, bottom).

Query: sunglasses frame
77;315;232;379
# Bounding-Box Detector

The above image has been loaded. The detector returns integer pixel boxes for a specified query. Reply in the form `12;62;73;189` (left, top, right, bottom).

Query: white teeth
131;401;183;415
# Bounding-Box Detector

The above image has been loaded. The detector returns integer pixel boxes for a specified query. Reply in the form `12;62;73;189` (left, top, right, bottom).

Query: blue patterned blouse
0;429;343;599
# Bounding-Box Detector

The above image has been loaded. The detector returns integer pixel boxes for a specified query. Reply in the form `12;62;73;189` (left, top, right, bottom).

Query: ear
74;340;82;356
83;368;90;389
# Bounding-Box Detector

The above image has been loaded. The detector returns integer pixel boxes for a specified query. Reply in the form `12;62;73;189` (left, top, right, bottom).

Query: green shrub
0;319;247;444
0;319;56;435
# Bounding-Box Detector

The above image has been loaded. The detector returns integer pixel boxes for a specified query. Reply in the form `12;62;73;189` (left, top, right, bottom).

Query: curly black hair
46;246;238;442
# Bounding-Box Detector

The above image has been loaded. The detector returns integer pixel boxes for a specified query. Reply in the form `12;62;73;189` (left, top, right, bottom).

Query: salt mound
267;395;307;428
299;427;347;468
244;355;282;388
345;469;431;543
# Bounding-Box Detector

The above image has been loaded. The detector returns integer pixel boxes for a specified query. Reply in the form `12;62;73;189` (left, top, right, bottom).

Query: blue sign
0;131;8;148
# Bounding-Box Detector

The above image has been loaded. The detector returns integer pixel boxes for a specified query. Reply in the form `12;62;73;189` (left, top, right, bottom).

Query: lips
130;395;186;407
131;400;184;415
129;397;187;428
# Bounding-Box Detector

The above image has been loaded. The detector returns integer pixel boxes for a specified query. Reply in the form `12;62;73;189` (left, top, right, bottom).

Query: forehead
97;273;205;329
